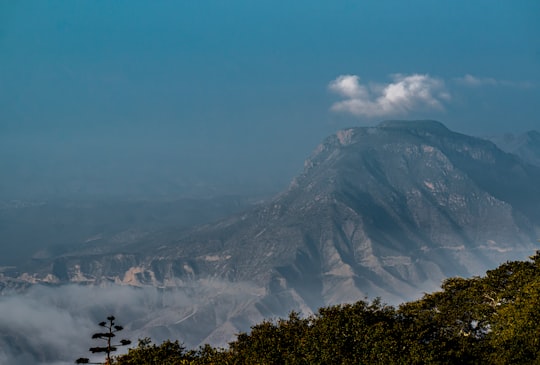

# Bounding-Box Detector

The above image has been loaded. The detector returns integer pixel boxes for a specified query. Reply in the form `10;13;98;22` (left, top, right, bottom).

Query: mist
0;281;269;365
0;127;309;201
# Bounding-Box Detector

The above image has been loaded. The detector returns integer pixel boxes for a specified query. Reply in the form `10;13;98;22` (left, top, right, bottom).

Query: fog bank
0;281;266;365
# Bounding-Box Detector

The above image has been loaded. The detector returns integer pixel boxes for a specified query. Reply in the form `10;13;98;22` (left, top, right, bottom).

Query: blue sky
1;0;539;198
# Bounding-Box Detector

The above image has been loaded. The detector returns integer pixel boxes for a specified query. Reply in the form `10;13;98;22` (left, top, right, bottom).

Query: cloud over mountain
329;74;450;118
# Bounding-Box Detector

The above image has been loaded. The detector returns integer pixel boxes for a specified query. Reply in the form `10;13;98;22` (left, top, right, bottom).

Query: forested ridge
108;253;540;364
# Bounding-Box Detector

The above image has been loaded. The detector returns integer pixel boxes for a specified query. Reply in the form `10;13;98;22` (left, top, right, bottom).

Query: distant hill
0;195;257;267
487;130;540;167
2;120;540;348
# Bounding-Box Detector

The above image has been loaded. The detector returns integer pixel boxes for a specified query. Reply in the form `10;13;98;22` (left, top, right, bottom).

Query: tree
486;252;540;364
76;315;132;365
114;337;194;365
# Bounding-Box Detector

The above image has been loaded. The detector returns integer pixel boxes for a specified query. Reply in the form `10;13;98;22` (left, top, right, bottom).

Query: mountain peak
377;120;450;133
320;120;452;152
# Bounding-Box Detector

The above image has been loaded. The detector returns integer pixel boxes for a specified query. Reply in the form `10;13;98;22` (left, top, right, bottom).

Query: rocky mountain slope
2;120;540;348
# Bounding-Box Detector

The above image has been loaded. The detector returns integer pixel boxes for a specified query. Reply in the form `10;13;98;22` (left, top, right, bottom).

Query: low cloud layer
0;281;266;365
329;74;450;118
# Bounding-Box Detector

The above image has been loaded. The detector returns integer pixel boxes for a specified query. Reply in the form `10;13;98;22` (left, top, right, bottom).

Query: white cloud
454;74;498;87
329;74;450;118
454;74;534;89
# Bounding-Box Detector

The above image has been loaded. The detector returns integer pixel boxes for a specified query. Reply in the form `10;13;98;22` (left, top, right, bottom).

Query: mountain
487;130;540;167
145;120;540;301
2;120;540;352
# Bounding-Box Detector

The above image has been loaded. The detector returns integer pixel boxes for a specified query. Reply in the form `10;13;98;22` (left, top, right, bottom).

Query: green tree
306;299;400;365
398;277;490;364
486;252;540;364
113;337;194;365
228;312;310;365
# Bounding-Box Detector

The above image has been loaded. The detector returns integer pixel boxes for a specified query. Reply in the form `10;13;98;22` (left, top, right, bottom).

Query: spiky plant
76;315;131;364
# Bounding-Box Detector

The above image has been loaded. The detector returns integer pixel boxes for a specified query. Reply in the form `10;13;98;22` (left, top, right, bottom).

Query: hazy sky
1;1;539;198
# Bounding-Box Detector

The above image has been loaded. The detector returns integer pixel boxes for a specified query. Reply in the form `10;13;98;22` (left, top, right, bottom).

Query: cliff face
3;120;540;346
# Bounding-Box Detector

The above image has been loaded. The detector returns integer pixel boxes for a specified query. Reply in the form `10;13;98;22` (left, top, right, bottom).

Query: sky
1;0;539;199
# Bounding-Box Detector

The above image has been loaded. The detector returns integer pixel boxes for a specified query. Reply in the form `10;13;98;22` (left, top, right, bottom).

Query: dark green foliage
484;252;540;364
303;300;401;365
112;252;540;364
228;311;310;364
112;338;193;365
